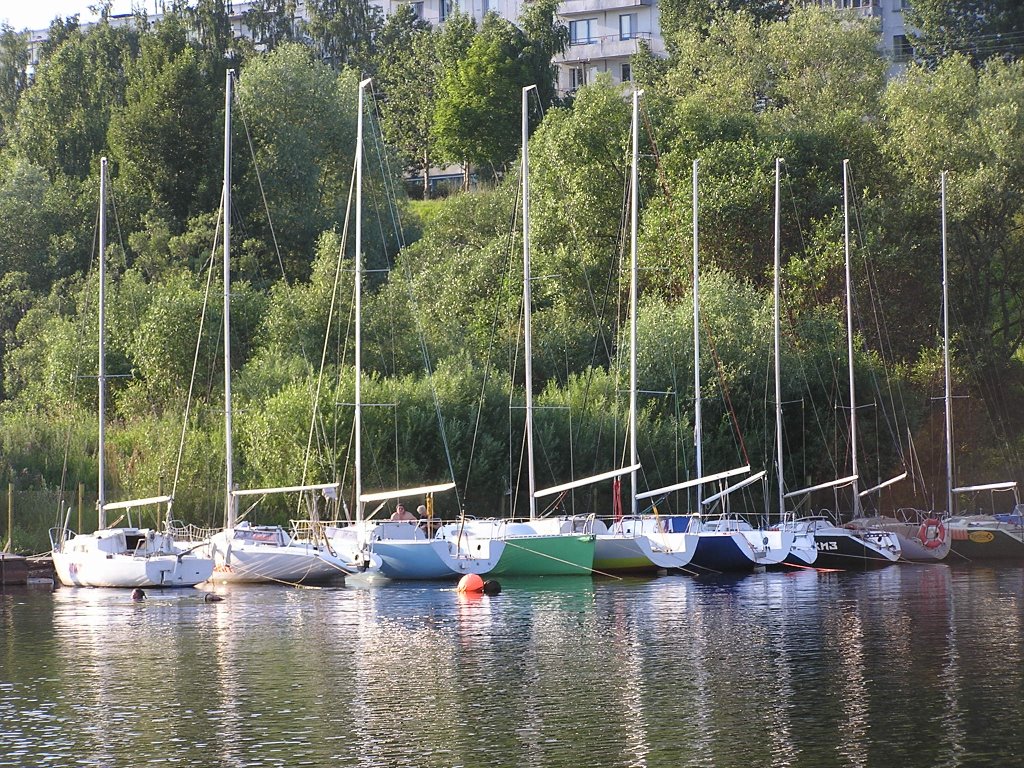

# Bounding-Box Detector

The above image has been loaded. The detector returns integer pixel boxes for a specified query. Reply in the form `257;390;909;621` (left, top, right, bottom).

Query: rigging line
172;191;223;503
571;151;632;492
638;104;752;469
298;156;356;517
55;182;104;526
379;171;461;506
780;166;842;477
847;166;909;467
463;184;520;503
235;73;320;393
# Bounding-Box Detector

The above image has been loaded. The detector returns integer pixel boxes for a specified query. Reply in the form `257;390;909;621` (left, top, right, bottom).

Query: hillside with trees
1;0;1023;551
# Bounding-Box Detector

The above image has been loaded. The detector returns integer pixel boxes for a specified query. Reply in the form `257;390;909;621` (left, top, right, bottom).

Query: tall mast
692;159;702;511
844;159;861;518
522;84;537;520
356;78;371;523
629;89;641;515
97;157;108;529
774;157;785;521
941;171;954;517
223;69;237;528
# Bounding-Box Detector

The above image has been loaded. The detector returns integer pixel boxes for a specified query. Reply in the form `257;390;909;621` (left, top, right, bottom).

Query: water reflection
4;567;1024;766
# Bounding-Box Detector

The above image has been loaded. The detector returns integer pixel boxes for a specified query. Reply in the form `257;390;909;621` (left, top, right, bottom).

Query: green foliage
1;3;1024;515
304;0;384;73
234;44;361;279
374;6;436;191
0;24;29;149
907;0;1024;64
12;20;138;180
108;20;222;227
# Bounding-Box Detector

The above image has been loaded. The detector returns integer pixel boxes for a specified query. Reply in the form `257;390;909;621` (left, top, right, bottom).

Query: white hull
193;525;350;584
50;527;213;588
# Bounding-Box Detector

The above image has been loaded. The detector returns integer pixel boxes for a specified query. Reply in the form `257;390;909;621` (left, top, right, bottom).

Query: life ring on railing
918;518;946;549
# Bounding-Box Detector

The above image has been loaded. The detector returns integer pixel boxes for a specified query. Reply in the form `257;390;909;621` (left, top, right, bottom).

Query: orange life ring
918;518;946;549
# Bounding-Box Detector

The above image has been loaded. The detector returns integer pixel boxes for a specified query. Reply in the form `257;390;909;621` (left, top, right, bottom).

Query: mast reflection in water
2;566;1023;767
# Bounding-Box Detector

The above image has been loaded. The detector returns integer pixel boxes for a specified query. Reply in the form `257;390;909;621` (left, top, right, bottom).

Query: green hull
489;534;595;577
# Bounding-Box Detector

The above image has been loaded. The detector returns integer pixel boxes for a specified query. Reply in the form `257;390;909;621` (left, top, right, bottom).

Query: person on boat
416;504;434;537
390;504;417;522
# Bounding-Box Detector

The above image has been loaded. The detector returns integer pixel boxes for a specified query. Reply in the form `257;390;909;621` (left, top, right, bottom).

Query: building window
621;62;632;82
893;33;913;62
570;67;586;90
412;1;424;19
439;0;450;21
481;0;488;12
619;13;637;40
569;19;595;45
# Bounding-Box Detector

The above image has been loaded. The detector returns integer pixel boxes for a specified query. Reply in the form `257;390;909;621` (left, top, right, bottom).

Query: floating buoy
457;573;485;593
131;588;146;602
483;579;502;595
203;593;224;603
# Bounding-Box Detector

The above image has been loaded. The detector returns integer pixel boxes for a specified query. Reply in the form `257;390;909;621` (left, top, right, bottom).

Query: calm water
2;565;1023;768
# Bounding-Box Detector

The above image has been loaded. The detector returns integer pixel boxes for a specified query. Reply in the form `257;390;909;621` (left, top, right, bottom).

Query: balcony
559;0;651;16
556;32;656;64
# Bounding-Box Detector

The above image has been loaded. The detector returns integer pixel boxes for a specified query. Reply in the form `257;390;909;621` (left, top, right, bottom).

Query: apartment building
811;0;914;75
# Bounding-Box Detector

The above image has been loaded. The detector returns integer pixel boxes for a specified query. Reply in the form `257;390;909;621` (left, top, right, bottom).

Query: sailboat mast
692;159;703;511
844;159;861;518
941;171;954;517
774;158;784;521
629;89;640;516
356;78;370;523
97;156;108;529
522;84;537;521
223;69;237;529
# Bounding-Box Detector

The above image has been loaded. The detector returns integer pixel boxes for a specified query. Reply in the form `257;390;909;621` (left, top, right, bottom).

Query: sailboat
180;70;353;584
939;171;1024;561
49;157;215;589
321;78;500;580
765;158;818;569
619;158;792;573
429;85;598;578
788;160;901;569
591;89;692;574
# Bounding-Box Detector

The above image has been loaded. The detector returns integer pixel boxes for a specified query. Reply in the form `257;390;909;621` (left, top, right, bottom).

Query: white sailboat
592;89;689;573
789;159;900;568
50;157;214;589
183;70;352;584
322;78;495;580
430;85;598;577
620;158;791;573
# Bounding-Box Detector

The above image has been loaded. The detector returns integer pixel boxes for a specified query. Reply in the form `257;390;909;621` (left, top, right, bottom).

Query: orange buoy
457;573;485;593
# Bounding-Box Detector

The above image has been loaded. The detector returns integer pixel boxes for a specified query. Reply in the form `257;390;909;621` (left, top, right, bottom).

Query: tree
907;0;1024;63
243;0;301;51
374;6;436;196
0;25;29;149
517;0;569;110
11;20;138;180
304;0;383;74
432;13;533;178
107;16;222;229
658;0;789;49
233;43;362;279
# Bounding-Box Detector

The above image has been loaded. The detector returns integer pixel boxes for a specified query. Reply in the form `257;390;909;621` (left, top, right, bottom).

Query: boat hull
948;516;1024;561
200;527;349;584
811;530;900;569
52;551;212;588
485;534;595;577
